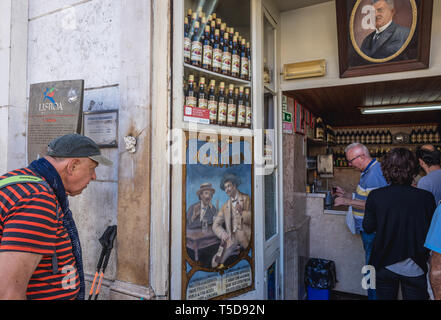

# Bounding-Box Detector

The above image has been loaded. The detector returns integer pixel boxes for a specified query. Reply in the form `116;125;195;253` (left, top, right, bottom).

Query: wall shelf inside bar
184;63;251;86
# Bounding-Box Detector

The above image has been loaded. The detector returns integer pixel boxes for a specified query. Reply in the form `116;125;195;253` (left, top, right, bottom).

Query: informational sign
183;106;210;124
83;110;118;147
282;111;293;134
27;80;84;163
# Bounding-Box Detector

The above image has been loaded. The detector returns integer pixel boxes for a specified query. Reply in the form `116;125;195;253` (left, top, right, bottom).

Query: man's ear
66;158;81;175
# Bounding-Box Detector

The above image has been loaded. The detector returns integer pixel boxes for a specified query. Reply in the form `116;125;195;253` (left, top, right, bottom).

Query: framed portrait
295;101;305;134
336;0;433;78
182;131;255;300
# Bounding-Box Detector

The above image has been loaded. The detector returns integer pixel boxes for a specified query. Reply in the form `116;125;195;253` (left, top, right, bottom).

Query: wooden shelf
184;63;251;86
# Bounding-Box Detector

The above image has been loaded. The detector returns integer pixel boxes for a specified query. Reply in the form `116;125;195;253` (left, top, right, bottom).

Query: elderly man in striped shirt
0;134;112;300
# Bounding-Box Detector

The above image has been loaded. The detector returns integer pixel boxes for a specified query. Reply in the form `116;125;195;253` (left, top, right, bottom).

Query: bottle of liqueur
315;117;325;140
184;17;191;64
227;85;238;127
380;130;386;144
386;130;392;144
236;86;246;127
221;33;232;76
375;130;381;144
423;126;429;143
231;36;241;78
197;77;207;109
212;29;222;73
208;80;218;124
217;82;227;126
240;38;249;81
202;25;212;70
245;88;252;128
190;21;202;67
220;23;226;40
186;8;193;24
216;17;222;30
185;74;197;108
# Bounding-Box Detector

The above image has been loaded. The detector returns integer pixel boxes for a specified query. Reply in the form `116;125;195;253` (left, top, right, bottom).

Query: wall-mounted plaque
83;110;118;148
28;80;84;163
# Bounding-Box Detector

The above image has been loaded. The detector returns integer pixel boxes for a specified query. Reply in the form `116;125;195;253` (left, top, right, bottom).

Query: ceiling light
360;104;441;115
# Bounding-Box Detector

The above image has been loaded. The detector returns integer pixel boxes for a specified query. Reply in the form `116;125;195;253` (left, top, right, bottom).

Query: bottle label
227;104;237;124
184;37;191;60
222;52;231;72
191;41;202;62
241;57;249;77
246;106;252;125
208;100;218;121
203;45;213;66
198;98;208;109
186;96;197;108
232;54;240;74
218;102;227;122
237;104;246;125
212;49;222;69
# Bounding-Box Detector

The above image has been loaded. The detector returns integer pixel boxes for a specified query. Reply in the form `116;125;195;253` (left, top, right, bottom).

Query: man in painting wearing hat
212;173;252;268
186;183;218;267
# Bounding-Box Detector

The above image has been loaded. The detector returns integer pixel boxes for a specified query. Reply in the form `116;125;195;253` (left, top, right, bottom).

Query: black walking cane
88;225;117;300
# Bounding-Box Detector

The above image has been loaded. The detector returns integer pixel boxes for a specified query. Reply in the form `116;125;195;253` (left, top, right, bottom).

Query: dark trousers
376;267;429;300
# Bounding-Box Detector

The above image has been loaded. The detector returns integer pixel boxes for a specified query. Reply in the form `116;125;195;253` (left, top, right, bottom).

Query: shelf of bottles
335;125;441;146
332;125;441;168
183;3;253;129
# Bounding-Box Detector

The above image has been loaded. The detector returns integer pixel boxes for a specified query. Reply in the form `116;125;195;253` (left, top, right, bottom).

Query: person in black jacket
363;148;436;300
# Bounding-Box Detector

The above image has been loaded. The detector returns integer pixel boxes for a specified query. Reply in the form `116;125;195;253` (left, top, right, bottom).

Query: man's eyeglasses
347;154;362;164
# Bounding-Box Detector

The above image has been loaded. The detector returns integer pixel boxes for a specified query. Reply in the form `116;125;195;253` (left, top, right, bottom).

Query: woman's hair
381;148;419;185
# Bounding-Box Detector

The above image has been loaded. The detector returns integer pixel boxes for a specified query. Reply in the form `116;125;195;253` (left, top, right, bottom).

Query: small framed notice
83;110;118;148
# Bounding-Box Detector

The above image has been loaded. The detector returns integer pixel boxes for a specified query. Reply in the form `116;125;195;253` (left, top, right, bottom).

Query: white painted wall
280;0;441;91
0;0;28;173
27;0;121;297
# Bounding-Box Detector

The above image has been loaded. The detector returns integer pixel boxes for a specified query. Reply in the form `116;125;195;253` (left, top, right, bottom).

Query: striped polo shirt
0;168;79;300
353;159;388;232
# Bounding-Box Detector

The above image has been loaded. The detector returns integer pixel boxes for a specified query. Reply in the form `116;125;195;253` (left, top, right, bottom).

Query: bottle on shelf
380;130;386;144
422;126;428;144
434;125;440;144
246;42;251;81
217;82;227;126
185;74;197;108
227;85;237;127
231;36;240;78
212;29;222;73
386;130;392;144
202;25;213;71
236;86;246;127
416;127;423;144
190;21;202;67
410;127;416;144
208;79;218;124
184;16;191;64
221;32;232;76
240;38;249;81
315;117;325;141
197;77;207;109
245;87;252;128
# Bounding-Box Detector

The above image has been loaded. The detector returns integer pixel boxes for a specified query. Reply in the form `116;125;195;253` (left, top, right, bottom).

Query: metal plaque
27;80;84;163
83;110;118;148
